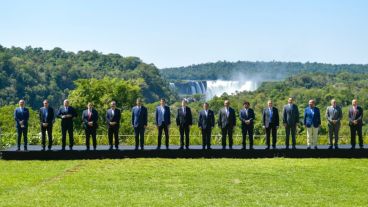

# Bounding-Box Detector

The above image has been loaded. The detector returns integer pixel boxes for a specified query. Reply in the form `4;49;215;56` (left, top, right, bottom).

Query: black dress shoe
314;146;318;150
307;146;311;150
241;146;246;150
249;147;254;150
185;146;189;150
41;147;46;151
69;146;73;151
265;146;270;150
360;145;364;149
109;146;113;150
17;147;21;151
179;146;184;150
285;146;289;150
134;147;139;150
86;147;90;151
166;146;169;150
61;147;66;151
156;146;161;150
93;147;97;151
141;147;144;150
24;147;28;151
334;145;339;149
115;146;119;150
207;147;212;150
328;146;333;149
272;146;276;150
222;146;226;150
292;146;296;150
229;146;233;150
350;146;355;150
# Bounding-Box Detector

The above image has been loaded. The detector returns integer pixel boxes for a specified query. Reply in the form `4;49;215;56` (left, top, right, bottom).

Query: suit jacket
14;107;30;128
82;109;99;129
262;107;279;128
106;108;121;127
39;107;55;125
155;105;171;126
326;106;342;126
218;107;236;128
131;105;148;128
348;106;363;126
176;106;193;126
198;110;215;130
304;107;321;128
283;104;299;126
239;108;255;128
57;106;77;127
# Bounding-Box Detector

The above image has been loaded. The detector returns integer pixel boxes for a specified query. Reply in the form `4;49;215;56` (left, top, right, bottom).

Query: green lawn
0;159;367;207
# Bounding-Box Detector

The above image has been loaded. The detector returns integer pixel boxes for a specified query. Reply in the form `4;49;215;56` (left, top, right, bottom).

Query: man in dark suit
14;99;29;151
304;99;321;150
262;100;280;149
82;102;99;150
218;100;236;150
326;99;342;149
239;101;255;150
39;99;54;151
106;101;121;150
198;102;215;150
57;99;77;151
155;98;171;150
131;98;148;150
282;97;299;149
176;99;193;150
349;99;364;149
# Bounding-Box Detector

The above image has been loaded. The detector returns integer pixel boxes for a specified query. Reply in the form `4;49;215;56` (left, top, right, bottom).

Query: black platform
1;145;367;160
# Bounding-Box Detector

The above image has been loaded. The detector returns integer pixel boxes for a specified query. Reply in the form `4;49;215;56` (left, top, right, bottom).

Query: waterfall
169;80;258;100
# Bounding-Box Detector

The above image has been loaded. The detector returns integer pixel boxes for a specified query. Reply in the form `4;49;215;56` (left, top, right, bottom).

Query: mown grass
0;159;367;207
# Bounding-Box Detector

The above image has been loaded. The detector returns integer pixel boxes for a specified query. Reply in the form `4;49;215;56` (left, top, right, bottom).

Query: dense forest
160;60;368;80
0;45;177;109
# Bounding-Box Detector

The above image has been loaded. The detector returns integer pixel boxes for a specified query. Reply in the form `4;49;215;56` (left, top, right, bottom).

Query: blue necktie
44;108;48;121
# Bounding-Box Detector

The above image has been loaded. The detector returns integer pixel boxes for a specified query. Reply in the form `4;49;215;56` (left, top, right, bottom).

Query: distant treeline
160;60;368;80
0;45;177;109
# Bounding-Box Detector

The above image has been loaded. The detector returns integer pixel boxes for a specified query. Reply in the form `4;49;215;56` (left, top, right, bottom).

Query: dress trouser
201;128;212;148
328;123;340;147
285;125;296;147
85;127;97;149
41;125;53;149
134;126;145;148
61;124;74;148
221;125;233;148
179;125;190;147
350;125;363;148
108;126;119;148
265;123;277;147
17;127;28;148
158;123;169;148
306;127;319;147
242;126;253;148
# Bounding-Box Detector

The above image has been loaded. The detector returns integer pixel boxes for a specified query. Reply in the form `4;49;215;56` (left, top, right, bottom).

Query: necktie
44;108;48;122
205;110;208;117
245;109;248;116
269;108;272;119
183;107;186;114
111;109;114;117
88;110;92;121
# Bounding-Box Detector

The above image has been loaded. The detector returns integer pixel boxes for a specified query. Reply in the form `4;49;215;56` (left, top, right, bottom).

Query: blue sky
1;0;367;68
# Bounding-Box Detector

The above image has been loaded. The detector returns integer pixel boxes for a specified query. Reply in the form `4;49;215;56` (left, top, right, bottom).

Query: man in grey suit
218;100;236;150
282;97;299;149
218;100;236;149
326;99;342;149
262;100;279;149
